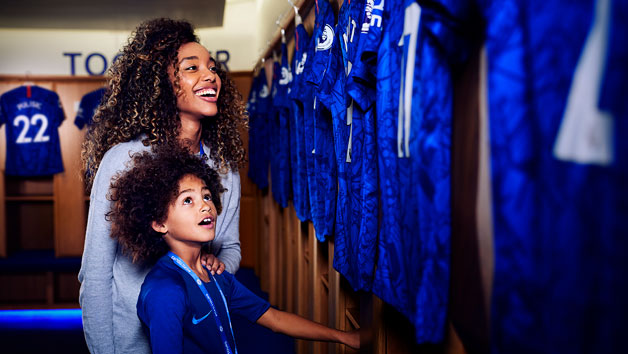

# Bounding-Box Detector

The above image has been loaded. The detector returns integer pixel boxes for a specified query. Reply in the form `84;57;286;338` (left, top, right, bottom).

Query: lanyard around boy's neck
199;140;205;158
168;252;238;354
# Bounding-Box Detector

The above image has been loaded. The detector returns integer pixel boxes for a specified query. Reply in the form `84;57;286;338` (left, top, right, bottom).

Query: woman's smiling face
169;42;221;121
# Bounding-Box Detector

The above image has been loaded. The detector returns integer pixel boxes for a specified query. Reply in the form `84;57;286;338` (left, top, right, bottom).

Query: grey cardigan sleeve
77;146;130;354
210;168;242;274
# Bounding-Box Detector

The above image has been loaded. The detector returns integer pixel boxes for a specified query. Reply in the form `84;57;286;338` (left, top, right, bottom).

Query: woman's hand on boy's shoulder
201;253;225;275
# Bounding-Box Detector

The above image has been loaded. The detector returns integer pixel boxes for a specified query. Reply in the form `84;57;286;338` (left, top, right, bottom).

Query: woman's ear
152;220;168;234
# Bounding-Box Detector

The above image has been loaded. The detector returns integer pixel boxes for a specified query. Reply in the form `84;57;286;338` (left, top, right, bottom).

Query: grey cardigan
78;139;241;354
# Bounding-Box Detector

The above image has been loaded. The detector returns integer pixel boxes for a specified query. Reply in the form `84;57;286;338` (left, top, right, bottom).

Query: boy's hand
201;253;225;275
343;330;360;349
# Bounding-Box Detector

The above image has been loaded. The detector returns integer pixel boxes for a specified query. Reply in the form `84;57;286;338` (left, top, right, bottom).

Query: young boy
107;144;359;354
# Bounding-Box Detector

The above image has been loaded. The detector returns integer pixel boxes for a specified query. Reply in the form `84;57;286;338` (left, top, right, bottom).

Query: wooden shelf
345;308;360;329
320;273;329;290
5;195;54;202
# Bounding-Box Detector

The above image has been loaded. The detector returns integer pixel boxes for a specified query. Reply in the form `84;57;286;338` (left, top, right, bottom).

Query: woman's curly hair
82;18;248;191
107;143;225;264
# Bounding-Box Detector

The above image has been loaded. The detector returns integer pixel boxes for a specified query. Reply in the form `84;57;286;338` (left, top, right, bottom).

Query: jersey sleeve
137;277;187;354
51;91;65;128
75;94;89;129
221;272;270;323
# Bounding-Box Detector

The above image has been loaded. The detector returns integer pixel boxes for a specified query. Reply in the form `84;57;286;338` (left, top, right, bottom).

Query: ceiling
0;0;226;31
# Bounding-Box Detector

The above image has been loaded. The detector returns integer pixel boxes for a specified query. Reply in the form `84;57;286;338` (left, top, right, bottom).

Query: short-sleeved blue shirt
74;87;105;129
137;255;270;354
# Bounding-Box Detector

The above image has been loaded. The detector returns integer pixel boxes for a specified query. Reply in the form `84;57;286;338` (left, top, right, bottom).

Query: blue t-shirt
138;255;270;354
485;0;628;353
0;85;65;176
74;87;105;129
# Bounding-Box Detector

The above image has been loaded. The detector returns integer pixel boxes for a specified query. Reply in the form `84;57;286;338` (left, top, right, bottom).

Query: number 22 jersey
0;85;65;176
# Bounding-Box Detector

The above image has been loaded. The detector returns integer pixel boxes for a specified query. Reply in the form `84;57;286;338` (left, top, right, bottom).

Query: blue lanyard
168;252;238;354
199;140;205;157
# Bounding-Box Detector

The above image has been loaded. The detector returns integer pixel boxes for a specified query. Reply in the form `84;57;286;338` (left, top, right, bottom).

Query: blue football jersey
0;85;65;176
270;60;292;208
485;0;628;353
290;23;313;221
74;87;105;129
372;0;478;342
307;0;337;240
247;70;271;190
330;0;380;293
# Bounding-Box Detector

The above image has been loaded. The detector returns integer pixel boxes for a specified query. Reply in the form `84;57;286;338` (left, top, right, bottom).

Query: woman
78;18;247;353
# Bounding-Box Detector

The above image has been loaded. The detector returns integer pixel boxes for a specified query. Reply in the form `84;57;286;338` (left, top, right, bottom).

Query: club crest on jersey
316;25;334;51
279;66;293;85
259;84;269;98
296;53;307;75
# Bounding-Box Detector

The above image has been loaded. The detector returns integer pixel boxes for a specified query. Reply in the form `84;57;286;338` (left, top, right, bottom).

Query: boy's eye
184;65;197;71
183;197;192;205
203;194;212;201
209;66;218;73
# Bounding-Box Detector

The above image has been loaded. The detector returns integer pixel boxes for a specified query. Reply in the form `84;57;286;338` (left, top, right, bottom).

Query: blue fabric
270;60;292;208
0;85;65;176
247;71;271;190
306;0;337;239
290;24;313;221
484;1;628;353
74;87;105;129
370;0;449;343
599;0;628;171
331;0;379;292
138;255;270;354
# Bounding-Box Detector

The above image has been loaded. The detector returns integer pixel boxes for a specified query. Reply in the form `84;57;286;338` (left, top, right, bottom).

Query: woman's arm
256;308;360;349
78;148;127;353
209;168;242;274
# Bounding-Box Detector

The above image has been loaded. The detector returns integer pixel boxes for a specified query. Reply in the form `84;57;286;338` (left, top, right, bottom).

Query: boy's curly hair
82;17;248;191
107;143;225;264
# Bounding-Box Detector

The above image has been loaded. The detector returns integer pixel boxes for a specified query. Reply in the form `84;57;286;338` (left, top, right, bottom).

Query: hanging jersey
247;71;271;190
290;24;313;221
302;29;319;228
0;85;65;176
270;60;292;208
307;0;337;240
330;0;379;292
74;87;105;129
485;0;628;353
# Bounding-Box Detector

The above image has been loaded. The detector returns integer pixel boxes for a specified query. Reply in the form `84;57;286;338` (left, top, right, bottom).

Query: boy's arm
256;308;360;349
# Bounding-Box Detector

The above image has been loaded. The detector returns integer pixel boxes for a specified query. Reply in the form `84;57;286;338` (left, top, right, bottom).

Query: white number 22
13;114;50;144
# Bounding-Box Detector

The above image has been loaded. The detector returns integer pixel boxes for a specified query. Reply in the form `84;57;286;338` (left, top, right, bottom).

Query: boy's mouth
198;217;214;226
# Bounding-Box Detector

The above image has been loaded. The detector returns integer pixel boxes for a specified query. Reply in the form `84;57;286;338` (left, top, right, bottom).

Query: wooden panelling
53;81;101;257
240;194;259;269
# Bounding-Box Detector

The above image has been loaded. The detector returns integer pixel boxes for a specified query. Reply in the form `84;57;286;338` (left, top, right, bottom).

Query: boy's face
153;174;218;247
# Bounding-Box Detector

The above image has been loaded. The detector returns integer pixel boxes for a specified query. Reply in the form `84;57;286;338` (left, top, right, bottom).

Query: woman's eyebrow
179;56;199;64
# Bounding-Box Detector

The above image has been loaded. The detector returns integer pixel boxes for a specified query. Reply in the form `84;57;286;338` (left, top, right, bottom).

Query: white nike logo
192;310;212;325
